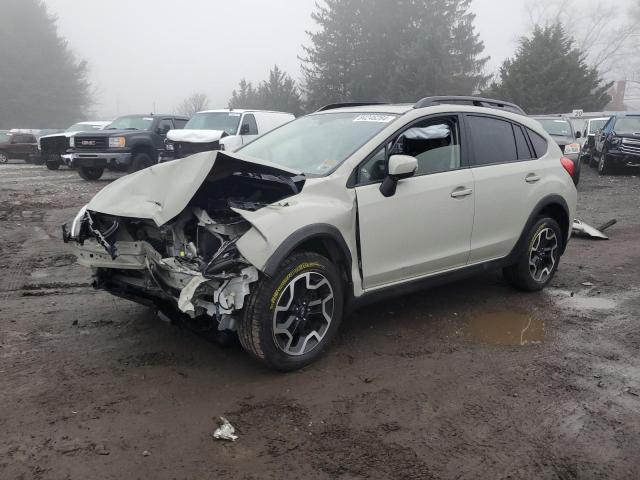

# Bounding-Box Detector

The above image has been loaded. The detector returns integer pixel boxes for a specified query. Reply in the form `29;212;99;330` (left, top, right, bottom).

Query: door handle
525;174;541;184
451;187;473;198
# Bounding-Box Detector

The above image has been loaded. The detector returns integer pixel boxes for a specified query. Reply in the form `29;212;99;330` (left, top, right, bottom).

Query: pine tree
0;0;92;129
301;0;489;109
228;66;303;115
486;24;612;114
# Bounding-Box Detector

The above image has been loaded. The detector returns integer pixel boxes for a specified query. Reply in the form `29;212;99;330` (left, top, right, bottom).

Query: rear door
466;115;544;263
354;114;475;288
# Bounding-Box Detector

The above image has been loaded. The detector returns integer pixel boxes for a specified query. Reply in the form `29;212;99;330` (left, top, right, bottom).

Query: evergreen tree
301;0;489;109
228;66;303;115
0;0;92;129
486;24;612;114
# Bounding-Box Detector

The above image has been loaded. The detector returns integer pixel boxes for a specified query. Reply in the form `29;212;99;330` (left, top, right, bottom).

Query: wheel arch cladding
518;195;570;256
263;224;353;287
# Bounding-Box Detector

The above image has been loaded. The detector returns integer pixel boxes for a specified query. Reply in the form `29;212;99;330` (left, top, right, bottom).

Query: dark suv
592;113;640;174
532;116;582;185
70;114;189;180
0;132;38;164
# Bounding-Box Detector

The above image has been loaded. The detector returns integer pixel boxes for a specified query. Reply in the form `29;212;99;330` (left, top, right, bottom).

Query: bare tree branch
176;93;210;117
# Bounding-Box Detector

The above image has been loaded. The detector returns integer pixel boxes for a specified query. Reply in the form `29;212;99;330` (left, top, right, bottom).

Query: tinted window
174;118;188;129
514;125;533;160
467;116;517;165
157;118;174;133
242;114;259;135
527;129;548;158
13;134;35;143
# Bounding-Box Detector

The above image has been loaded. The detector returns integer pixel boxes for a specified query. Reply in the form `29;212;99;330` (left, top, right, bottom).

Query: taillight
560;157;574;178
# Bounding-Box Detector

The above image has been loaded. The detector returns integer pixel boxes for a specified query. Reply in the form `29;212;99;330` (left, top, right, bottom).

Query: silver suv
63;96;578;371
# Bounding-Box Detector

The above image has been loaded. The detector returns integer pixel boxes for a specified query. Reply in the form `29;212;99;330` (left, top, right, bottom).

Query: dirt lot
1;161;639;480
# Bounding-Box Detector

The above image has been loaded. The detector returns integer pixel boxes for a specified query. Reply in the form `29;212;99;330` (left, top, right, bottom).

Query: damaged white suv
63;97;577;371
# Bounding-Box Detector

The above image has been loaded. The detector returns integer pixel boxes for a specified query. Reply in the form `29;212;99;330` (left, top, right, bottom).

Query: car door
595;117;614;155
465;115;543;263
239;113;259;145
154;118;174;151
354;114;475;289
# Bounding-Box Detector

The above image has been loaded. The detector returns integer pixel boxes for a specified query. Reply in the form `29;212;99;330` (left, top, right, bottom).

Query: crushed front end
62;151;306;335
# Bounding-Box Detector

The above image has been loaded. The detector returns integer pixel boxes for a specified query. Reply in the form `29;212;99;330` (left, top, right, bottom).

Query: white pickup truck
164;109;294;160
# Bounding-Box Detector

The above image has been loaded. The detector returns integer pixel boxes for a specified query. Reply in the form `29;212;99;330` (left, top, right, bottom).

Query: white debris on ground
213;417;238;442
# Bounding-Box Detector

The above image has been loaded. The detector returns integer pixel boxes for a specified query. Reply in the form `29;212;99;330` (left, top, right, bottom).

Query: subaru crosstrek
63;97;578;371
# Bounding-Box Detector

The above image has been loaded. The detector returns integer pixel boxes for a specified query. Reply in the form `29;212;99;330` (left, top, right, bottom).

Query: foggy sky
43;0;550;119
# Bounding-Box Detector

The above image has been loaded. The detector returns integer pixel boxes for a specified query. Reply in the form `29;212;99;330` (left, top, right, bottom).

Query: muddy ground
1;161;639;480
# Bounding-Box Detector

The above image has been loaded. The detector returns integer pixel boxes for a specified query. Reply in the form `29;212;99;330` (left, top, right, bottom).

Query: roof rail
414;96;526;115
316;102;388;112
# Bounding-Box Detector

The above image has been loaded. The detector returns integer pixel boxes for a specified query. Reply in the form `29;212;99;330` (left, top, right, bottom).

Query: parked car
0;131;39;164
164;109;294;160
532;116;582;185
63;96;577;371
579;117;610;164
69;114;189;180
591;113;640;174
39;121;111;170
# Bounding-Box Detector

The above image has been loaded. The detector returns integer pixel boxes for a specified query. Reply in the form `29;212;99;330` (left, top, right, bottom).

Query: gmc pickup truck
69;114;189;180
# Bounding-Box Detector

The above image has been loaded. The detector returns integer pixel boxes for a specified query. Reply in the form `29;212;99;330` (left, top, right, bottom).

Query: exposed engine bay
62;151;305;334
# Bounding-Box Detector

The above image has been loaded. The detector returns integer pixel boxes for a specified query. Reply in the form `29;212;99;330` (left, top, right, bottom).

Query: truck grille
621;137;640;156
74;136;107;150
40;136;69;156
175;141;220;159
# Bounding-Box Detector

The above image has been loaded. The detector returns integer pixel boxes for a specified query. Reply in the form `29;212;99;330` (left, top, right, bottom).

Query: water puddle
466;311;545;346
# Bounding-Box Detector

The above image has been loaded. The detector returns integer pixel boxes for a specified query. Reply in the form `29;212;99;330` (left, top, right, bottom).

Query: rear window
13;134;35;143
514;125;534;160
528;129;548;158
467;115;517;166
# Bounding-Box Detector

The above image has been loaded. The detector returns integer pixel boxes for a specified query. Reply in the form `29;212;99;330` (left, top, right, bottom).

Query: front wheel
598;152;612;175
0;152;7;164
503;217;563;292
78;165;104;181
46;160;61;170
238;252;344;371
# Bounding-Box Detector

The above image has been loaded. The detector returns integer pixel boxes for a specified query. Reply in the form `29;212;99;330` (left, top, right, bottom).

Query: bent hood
86;151;303;226
167;129;228;143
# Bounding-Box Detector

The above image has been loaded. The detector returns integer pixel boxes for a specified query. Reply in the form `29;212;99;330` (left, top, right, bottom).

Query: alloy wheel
0;153;8;164
272;271;335;356
529;227;558;283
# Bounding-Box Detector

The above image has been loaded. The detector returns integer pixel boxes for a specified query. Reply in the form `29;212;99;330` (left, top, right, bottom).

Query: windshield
184;112;242;135
0;132;10;143
536;119;572;137
615;117;640;134
588;119;608;134
66;123;103;133
238;112;398;175
106;116;154;131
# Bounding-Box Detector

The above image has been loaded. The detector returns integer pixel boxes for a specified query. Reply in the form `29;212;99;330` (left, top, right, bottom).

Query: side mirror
380;155;417;198
575;131;582;139
240;124;251;135
157;126;170;135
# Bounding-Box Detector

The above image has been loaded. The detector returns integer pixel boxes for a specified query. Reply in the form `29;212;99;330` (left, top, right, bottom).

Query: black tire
597;151;612;175
238;252;344;371
503;217;563;292
78;165;104;181
0;152;8;164
46;160;60;170
573;158;581;185
128;152;154;173
589;152;600;168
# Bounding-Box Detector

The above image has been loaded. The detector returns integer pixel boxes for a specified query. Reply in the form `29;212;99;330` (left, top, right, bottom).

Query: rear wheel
503;217;562;292
128;152;154;173
238;252;343;371
0;152;7;164
78;165;104;181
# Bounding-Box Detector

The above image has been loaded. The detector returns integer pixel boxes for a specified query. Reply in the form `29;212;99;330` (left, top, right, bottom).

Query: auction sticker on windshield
353;114;396;123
